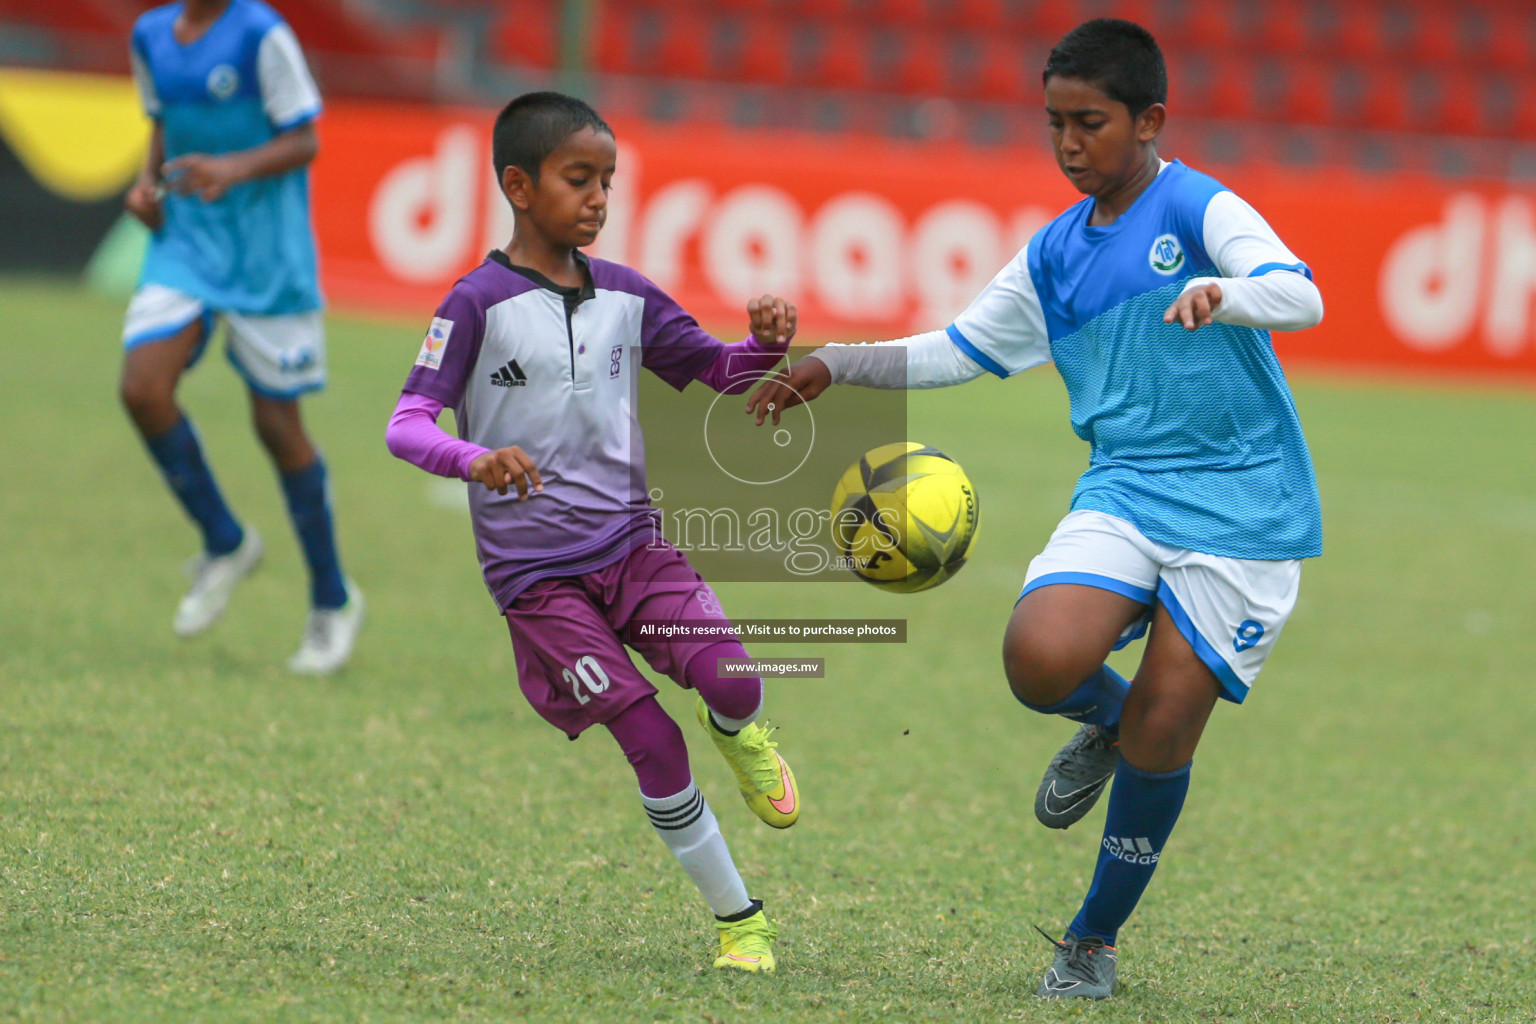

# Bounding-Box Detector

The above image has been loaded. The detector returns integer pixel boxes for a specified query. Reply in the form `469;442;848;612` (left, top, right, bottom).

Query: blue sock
1019;665;1129;730
1068;757;1191;945
279;457;347;609
143;416;243;556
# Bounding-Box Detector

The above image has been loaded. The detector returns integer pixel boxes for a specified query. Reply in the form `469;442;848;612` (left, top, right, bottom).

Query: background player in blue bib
748;19;1324;1001
119;0;361;674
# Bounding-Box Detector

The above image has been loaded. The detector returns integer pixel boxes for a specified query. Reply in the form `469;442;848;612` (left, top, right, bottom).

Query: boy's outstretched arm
748;242;1054;425
745;329;988;426
686;294;797;394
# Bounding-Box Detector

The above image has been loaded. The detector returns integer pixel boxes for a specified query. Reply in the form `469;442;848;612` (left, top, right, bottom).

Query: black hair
1042;18;1167;117
492;91;614;182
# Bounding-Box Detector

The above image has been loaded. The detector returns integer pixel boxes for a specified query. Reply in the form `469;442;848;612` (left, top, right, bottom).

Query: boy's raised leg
688;643;800;829
1005;585;1145;828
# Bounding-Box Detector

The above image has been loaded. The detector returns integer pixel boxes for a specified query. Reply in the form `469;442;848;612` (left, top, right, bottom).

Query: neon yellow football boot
695;696;800;828
714;900;778;973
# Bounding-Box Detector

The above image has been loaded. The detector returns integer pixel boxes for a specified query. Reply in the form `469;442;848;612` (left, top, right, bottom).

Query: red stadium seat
1022;0;1082;40
1278;59;1330;127
731;15;794;85
949;0;1009;32
1483;9;1535;72
6;0;123;35
1429;71;1483;137
591;4;635;74
1176;54;1254;122
955;36;1028;104
1184;0;1239;52
493;1;559;71
653;10;712;80
792;22;874;91
884;33;947;96
1247;2;1307;57
1146;0;1233;53
708;0;790;12
873;0;930;25
1512;77;1536;140
1403;6;1458;66
1359;67;1410;134
1329;5;1387;63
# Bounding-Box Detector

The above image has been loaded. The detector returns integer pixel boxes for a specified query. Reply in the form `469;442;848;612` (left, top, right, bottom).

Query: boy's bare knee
119;375;175;432
1003;633;1078;706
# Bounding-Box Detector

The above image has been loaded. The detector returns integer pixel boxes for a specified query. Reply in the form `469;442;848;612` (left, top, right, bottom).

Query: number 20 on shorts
563;655;612;705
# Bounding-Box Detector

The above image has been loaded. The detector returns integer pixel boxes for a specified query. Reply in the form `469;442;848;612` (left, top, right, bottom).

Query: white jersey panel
946;245;1053;378
256;22;322;129
1200;190;1308;279
130;46;160;117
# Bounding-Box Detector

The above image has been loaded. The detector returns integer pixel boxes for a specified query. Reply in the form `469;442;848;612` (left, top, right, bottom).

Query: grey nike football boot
1034;724;1119;829
1034;928;1117;999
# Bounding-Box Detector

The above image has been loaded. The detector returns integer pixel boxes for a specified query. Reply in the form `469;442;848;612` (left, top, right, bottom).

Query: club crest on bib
1149;234;1185;275
207;64;240;101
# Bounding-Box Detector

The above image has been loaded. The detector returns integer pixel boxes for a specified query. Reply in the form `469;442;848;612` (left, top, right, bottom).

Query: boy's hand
125;176;164;230
1164;283;1223;330
748;294;797;346
469;446;544;499
161;153;244;202
745;357;832;426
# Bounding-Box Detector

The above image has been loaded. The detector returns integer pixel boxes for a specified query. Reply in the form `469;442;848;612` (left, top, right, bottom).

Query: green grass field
3;276;1534;1023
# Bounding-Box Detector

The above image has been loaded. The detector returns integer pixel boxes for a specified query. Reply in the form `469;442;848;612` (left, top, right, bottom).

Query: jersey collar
488;249;596;311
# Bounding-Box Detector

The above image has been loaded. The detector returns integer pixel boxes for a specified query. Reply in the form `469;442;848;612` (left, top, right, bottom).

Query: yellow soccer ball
829;442;979;593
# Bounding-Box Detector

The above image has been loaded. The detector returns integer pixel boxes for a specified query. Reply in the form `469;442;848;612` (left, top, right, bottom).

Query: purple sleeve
637;277;732;391
385;392;489;480
694;336;791;394
400;283;487;407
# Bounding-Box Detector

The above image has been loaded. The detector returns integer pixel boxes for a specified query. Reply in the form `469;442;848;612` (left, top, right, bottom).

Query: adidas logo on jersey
1103;835;1160;865
490;360;528;387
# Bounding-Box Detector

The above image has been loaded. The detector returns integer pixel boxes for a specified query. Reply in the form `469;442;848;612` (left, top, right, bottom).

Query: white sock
708;698;763;735
641;782;751;917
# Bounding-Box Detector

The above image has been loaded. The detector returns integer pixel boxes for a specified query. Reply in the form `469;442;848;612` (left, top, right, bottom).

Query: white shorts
1020;511;1303;704
122;284;326;399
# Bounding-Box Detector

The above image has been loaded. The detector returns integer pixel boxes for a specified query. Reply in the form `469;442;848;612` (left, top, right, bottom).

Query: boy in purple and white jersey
385;92;800;973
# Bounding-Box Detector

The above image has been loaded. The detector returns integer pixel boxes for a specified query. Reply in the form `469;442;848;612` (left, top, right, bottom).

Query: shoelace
1032;924;1108;977
723;916;778;953
734;723;783;791
1055;725;1115;764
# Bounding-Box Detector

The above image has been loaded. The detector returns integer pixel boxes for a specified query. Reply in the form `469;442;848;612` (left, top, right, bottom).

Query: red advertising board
311;99;1536;381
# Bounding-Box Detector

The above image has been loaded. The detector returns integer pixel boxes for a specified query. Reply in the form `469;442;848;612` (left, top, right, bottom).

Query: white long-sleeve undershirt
807;330;985;390
1180;270;1323;333
809;170;1322;390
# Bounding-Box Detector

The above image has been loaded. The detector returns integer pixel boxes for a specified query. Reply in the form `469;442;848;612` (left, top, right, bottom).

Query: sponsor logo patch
415;317;453;370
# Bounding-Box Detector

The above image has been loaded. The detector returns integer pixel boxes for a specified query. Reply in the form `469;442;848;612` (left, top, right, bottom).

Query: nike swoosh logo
766;755;797;815
725;953;761;963
1043;971;1081;992
1042;775;1112;815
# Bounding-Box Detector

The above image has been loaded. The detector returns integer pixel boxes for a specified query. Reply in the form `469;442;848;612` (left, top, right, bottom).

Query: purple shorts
504;538;738;739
